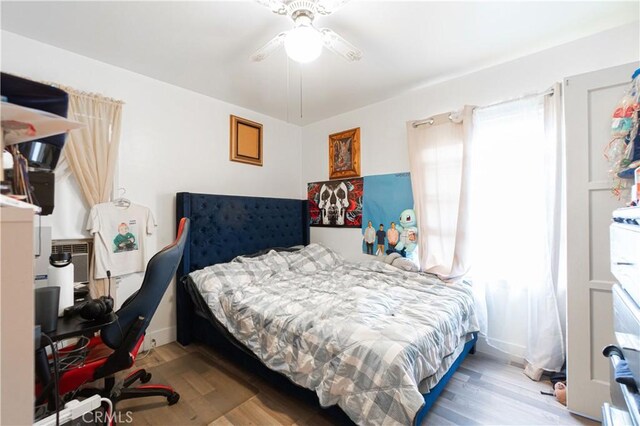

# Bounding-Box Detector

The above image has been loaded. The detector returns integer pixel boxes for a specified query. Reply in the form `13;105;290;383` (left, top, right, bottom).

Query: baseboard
475;336;526;368
144;326;176;351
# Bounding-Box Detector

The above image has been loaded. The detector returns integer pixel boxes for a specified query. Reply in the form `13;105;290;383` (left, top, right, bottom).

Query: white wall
301;22;640;261
2;30;303;347
3;22;639;349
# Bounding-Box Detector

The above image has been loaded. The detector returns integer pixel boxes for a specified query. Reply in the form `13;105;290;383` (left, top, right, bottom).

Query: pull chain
300;63;303;119
286;56;290;123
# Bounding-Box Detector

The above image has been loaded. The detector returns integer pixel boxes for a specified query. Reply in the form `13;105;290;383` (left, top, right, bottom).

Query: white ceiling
1;1;638;125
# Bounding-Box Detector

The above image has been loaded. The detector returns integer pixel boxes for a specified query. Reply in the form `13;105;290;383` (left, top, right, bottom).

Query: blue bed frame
175;192;477;425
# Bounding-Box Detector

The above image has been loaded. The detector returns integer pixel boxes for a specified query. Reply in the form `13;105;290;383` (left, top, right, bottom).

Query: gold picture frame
329;127;360;179
230;115;263;166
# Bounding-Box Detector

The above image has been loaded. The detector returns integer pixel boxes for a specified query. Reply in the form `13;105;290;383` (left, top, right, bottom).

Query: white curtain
60;87;124;299
406;106;474;279
469;84;565;378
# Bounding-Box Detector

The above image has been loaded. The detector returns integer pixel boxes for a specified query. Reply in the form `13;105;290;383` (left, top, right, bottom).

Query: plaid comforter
189;244;478;425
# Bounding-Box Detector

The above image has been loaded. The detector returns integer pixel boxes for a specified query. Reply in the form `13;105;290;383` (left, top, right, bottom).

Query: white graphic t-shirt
87;202;157;279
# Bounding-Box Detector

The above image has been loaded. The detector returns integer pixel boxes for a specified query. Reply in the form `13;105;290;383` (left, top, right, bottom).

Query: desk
44;312;117;342
35;312;117;407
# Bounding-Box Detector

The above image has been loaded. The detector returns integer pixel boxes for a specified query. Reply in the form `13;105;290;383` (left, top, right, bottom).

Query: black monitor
1;72;70;171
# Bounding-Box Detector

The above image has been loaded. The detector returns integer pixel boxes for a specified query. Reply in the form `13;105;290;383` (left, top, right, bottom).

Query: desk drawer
611;223;640;307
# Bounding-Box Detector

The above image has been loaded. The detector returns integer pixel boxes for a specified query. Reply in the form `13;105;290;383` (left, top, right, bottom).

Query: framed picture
329;127;360;179
230;115;263;166
308;177;363;228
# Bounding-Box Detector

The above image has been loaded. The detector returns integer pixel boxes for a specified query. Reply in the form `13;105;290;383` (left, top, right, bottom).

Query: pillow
232;249;293;272
242;246;303;258
288;243;343;272
384;252;402;265
391;257;419;272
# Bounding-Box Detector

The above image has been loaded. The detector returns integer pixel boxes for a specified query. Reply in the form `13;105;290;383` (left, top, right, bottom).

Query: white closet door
565;62;639;420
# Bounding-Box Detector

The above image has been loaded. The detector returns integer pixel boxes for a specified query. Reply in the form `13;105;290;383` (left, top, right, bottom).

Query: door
565;62;639;420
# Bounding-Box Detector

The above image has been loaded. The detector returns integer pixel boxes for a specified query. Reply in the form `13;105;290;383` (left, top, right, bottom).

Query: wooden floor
118;342;600;426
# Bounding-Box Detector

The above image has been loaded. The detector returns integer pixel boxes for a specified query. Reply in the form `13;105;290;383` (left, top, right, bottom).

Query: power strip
33;395;103;426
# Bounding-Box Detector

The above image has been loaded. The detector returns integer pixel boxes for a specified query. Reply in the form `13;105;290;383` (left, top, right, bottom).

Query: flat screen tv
1;72;69;171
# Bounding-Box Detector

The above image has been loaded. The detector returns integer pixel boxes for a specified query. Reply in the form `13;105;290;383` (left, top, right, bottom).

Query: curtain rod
38;76;125;105
411;87;555;128
2;73;125;105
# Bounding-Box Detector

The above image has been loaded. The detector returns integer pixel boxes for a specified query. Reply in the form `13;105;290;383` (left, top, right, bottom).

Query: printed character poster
308;178;363;227
113;220;139;253
362;173;413;255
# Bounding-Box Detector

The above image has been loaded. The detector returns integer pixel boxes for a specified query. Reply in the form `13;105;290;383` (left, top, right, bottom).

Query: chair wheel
141;372;152;383
167;392;180;405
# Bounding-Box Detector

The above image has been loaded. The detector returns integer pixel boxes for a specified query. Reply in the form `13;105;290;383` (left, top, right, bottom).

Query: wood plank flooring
116;342;599;425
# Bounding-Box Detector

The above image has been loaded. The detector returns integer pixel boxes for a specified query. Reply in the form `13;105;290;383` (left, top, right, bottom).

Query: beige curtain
406;106;474;280
54;151;72;182
61;87;124;298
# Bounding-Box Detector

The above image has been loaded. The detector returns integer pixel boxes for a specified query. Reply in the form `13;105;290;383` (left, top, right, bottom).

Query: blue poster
362;173;414;256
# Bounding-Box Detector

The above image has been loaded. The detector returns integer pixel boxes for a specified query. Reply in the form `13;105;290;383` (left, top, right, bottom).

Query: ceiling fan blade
254;0;288;15
316;0;351;15
320;28;362;62
250;31;289;62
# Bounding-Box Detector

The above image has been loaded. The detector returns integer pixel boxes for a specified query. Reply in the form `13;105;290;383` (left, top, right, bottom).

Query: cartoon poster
113;220;139;253
308;178;363;228
362;173;414;256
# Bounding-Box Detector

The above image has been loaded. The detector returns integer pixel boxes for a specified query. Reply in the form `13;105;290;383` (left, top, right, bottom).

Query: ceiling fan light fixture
284;25;323;63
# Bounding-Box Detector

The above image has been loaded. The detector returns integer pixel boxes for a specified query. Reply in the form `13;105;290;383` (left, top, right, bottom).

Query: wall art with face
307;178;363;228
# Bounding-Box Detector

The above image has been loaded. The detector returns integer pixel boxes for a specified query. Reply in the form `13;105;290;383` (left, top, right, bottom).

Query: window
469;94;565;372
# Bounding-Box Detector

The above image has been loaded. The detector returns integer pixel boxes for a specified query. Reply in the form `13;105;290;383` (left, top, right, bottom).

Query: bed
175;192;479;425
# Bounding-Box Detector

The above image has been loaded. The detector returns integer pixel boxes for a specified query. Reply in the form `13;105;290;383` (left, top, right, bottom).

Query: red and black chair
38;218;190;408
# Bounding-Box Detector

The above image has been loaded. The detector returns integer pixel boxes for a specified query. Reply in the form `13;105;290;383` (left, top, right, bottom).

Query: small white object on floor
524;362;544;381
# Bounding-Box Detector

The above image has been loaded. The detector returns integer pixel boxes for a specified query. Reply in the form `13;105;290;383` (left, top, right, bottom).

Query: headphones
63;295;113;320
63;270;115;321
80;296;114;320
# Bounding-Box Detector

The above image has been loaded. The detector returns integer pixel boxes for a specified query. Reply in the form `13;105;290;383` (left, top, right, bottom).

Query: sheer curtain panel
469;85;565;378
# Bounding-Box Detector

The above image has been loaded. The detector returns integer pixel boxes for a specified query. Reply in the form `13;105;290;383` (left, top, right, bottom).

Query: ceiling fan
251;0;363;64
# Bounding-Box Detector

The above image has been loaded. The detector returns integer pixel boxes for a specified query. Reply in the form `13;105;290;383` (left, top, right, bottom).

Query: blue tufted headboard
176;192;310;277
175;192;309;345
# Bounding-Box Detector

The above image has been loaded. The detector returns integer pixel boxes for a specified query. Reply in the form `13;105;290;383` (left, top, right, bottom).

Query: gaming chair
37;218;190;408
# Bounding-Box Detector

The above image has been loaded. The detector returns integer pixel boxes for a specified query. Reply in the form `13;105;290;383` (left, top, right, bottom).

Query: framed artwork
230;115;263;166
308;177;363;228
329;127;360;180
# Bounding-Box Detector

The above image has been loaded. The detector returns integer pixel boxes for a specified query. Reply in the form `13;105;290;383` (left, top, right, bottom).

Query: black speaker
28;170;55;215
35;287;60;333
4;169;55;215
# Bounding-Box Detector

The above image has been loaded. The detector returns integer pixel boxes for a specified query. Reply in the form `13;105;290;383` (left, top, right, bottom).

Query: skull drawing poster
308;178;363;227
